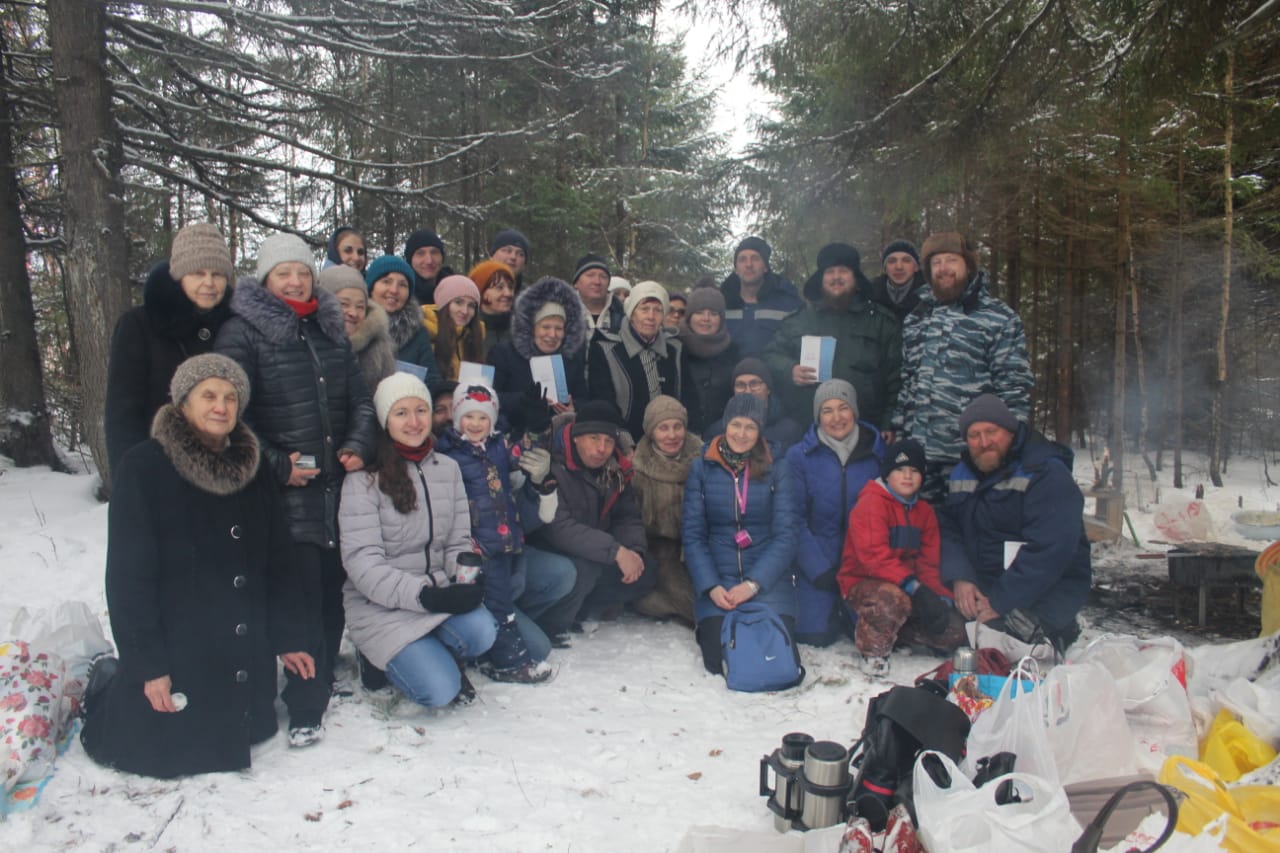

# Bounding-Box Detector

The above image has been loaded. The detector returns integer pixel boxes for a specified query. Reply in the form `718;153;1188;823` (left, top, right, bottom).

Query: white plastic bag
8;601;112;691
1072;635;1196;772
1042;660;1142;784
913;750;1081;853
960;657;1059;786
1153;501;1214;542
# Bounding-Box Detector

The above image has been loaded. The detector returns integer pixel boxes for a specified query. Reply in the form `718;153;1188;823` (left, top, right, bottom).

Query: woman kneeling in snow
338;373;497;707
81;354;315;779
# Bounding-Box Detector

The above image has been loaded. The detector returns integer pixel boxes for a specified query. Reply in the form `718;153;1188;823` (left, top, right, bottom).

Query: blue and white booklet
394;360;428;382
530;354;570;403
800;336;836;382
458;361;496;385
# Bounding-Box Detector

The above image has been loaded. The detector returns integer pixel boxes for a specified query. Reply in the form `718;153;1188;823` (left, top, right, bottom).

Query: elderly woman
423;274;486;382
488;276;589;433
339;373;497;708
81;354;314;778
106;223;236;474
785;379;886;646
364;254;440;385
679;286;738;434
682;394;798;677
632;396;701;625
469;260;517;355
215;233;377;747
588;280;688;442
318;265;396;391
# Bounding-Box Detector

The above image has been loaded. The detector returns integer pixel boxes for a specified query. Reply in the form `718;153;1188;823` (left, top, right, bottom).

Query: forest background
0;0;1276;501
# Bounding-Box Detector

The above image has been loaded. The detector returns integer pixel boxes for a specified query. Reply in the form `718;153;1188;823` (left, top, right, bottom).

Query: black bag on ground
847;683;971;831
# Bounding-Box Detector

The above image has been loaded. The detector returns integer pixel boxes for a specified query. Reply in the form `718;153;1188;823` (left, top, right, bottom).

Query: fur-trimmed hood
511;276;586;360
150;403;260;496
349;301;391;354
143;260;233;339
229;274;347;345
386;296;426;350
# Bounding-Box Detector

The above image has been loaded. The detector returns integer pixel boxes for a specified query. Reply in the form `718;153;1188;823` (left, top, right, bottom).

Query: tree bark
48;0;130;490
1209;50;1234;488
1111;122;1131;491
0;30;64;470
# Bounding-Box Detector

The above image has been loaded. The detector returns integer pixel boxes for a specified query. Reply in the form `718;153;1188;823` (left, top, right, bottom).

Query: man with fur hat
719;236;802;356
863;239;926;324
891;231;1032;501
528;401;659;641
937;394;1090;655
763;242;901;434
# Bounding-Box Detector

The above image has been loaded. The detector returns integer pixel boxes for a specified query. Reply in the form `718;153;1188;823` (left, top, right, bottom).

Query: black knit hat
403;229;446;264
880;439;927;479
881;239;919;264
489;229;530;262
734;236;772;267
572;253;610;284
572;400;624;438
803;242;869;300
958;393;1020;435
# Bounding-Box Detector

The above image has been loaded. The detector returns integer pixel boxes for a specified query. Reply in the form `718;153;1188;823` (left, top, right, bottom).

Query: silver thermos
759;732;814;832
798;740;852;830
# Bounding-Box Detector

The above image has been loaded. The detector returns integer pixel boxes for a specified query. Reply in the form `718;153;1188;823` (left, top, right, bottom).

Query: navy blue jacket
719;270;803;356
785;422;886;645
938;426;1091;633
682;440;798;623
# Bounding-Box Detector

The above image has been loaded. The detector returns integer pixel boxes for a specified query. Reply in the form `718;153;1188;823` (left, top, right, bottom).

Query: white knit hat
623;280;669;317
451;381;500;436
373;372;432;429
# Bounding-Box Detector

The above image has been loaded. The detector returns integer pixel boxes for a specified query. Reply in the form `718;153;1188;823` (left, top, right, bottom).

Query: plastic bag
1073;635;1196;772
960;657;1058;786
913;750;1081;853
1200;710;1276;783
1042;660;1142;785
1;640;69;792
1158;756;1280;852
1153;501;1214;542
1102;812;1228;853
8;601;112;697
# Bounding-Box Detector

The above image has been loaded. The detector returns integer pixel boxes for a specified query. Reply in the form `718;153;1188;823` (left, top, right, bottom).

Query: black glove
520;382;552;433
419;576;486;615
911;584;952;637
812;568;839;592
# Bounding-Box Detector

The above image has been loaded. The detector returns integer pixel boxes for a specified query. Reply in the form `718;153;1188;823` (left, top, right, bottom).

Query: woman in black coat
215;233;377;746
104;223;235;475
81;354;314;778
488;276;589;433
679;286;739;434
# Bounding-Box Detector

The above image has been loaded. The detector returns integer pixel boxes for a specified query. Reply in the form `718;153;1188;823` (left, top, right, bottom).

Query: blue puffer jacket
434;429;531;558
938;425;1091;633
682;439;798;623
785;422;886;645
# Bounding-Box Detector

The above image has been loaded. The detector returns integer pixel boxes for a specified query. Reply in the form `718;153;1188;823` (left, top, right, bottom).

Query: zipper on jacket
733;469;745;582
413;461;436;578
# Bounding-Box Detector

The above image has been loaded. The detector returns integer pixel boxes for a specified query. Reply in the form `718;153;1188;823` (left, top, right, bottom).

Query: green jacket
763;297;902;430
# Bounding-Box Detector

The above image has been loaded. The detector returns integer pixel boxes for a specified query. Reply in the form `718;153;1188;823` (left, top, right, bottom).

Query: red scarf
393;437;433;462
283;295;318;317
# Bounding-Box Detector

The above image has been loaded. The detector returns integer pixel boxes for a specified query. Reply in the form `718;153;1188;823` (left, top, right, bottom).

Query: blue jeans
385;608;497;707
511;547;575;662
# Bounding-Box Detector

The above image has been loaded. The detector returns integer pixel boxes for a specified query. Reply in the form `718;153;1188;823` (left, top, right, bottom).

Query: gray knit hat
642;395;687;436
170;223;235;283
170;353;250;409
317;264;367;297
958;393;1020;435
813;378;858;422
255;233;317;283
722;393;767;430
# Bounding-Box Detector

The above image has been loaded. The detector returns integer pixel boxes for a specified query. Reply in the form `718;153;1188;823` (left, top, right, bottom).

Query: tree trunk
0;31;64;470
1209;51;1234;488
1172;139;1185;489
1055;178;1075;445
1111;124;1131;491
48;0;130;490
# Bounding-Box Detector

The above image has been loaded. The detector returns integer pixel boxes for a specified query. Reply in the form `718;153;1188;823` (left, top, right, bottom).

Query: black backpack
847;683;971;831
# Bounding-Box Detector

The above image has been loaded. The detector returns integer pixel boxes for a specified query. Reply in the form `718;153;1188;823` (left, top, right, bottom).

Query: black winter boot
479;617;552;684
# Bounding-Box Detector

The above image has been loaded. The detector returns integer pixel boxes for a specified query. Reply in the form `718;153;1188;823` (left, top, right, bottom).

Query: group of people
82;220;1090;780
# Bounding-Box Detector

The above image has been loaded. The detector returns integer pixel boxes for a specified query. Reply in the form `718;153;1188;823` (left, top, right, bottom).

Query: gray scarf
817;424;860;466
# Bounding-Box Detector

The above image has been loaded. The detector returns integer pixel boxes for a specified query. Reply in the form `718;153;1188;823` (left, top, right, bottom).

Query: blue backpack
721;602;805;692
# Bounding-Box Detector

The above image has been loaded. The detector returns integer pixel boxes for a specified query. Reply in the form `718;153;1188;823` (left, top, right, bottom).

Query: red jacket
838;479;948;599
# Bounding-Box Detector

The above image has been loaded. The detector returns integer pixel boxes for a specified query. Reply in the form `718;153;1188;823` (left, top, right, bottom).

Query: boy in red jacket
837;439;966;676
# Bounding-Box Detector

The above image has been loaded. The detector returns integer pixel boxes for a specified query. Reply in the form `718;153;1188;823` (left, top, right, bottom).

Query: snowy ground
1;447;1272;851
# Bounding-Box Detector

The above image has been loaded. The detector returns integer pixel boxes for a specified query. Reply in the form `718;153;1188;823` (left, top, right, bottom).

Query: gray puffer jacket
338;448;477;669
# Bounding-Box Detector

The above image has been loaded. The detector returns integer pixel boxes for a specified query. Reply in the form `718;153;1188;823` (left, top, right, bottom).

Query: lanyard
735;469;750;516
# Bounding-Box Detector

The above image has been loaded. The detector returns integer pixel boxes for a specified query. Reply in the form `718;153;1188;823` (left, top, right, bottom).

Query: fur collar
143;260;232;339
150;404;260;496
632;431;703;484
229;275;347;345
386;297;425;349
350;302;391;354
511;277;586;359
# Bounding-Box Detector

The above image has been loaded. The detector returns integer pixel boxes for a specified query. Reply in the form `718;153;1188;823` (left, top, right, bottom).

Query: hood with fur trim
511;276;586;360
150;403;260;496
229;274;347;346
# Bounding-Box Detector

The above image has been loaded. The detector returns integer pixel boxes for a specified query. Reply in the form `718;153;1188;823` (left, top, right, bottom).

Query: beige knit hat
170;223;235;283
317;265;367;297
170;353;250;408
642;395;687;435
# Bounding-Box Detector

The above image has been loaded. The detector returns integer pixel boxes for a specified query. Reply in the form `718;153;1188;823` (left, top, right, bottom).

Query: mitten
419;576;487;615
520;382;552;433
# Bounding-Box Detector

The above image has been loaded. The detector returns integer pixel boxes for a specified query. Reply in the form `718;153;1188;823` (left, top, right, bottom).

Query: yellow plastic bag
1201;710;1277;782
1158;756;1280;852
1257;542;1280;637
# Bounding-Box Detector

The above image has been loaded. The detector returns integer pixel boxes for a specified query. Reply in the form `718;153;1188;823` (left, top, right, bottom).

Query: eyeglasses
668;308;686;318
734;380;766;392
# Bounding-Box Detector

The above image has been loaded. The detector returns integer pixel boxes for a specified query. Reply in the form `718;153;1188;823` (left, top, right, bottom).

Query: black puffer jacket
105;260;233;473
215;278;377;548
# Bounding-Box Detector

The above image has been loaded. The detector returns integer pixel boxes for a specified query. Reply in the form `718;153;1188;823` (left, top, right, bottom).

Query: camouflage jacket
892;271;1032;464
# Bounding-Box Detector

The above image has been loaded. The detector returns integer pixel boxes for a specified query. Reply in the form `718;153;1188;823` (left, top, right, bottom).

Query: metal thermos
759;732;813;832
799;740;852;830
953;646;977;678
